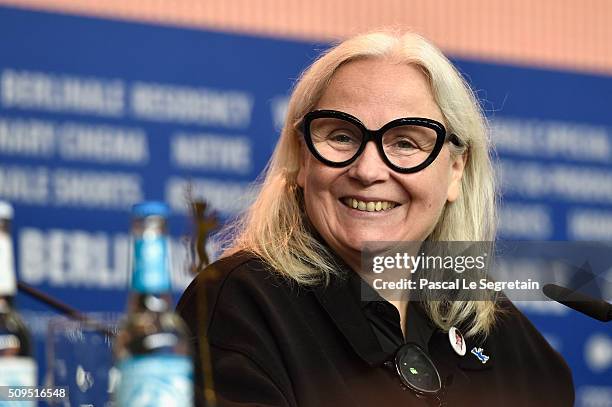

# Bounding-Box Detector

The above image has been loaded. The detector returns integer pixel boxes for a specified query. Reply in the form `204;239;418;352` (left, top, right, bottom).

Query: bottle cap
131;201;170;218
0;200;14;220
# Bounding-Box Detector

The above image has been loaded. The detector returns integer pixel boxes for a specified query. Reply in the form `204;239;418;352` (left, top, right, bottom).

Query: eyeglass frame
300;109;463;174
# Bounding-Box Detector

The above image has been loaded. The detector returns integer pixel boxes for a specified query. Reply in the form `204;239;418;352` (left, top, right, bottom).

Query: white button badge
448;326;466;356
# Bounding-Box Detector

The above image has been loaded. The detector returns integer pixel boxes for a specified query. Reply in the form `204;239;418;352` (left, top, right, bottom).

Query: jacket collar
314;271;390;367
313;262;438;367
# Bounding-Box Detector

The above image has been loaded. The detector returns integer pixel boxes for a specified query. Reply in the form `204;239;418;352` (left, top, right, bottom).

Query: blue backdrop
0;6;610;405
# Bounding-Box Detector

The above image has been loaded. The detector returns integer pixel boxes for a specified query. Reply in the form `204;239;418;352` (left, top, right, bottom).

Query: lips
341;197;399;212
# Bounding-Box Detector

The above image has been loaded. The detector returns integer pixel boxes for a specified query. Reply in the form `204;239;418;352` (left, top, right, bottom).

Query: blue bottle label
132;237;171;293
117;355;193;406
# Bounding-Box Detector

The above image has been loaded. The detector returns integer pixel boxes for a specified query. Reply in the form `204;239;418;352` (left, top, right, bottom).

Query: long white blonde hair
221;30;498;336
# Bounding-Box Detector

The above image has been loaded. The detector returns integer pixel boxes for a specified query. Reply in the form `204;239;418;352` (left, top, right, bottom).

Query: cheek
298;163;339;229
298;155;337;197
427;157;455;202
418;186;448;214
299;162;318;195
400;166;451;204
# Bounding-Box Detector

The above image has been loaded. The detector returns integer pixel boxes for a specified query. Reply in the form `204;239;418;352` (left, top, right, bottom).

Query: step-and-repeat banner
0;6;610;405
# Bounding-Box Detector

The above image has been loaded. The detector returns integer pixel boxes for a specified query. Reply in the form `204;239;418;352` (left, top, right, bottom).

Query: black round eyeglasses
301;110;463;174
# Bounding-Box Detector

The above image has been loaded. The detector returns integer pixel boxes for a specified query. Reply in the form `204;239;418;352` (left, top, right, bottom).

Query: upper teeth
343;198;397;212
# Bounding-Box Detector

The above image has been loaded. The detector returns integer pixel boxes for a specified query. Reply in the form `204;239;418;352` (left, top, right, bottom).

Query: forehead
315;58;444;128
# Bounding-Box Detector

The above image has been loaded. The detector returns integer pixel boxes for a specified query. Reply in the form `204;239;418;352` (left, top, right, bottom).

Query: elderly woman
177;31;573;406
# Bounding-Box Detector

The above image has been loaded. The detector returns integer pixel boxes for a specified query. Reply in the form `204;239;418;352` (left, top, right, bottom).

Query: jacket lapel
314;276;389;367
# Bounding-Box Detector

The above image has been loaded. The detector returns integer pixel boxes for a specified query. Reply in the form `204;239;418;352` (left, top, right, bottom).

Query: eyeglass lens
395;343;441;394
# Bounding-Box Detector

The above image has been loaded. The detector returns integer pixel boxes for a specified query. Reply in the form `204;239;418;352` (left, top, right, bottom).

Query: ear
446;152;467;202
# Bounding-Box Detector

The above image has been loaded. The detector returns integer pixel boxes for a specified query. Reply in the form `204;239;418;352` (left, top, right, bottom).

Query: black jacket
177;251;574;406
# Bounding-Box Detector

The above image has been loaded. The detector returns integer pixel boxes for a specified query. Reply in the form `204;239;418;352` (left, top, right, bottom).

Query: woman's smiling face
297;58;466;271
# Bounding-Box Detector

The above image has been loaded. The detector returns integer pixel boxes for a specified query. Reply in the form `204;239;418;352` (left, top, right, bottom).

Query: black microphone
18;281;114;336
542;283;612;322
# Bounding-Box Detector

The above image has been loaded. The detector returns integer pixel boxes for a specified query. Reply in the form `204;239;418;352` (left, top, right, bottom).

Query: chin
342;230;396;249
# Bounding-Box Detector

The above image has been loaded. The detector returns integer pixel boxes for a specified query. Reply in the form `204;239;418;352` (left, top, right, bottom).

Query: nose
347;141;390;185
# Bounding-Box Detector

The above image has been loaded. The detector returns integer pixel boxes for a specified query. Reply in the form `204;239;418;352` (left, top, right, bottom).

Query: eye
392;138;418;150
329;132;358;144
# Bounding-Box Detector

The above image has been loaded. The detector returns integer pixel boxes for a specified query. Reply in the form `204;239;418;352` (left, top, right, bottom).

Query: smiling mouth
341;197;400;212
